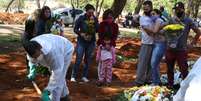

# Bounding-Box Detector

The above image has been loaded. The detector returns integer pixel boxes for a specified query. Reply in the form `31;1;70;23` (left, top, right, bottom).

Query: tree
76;0;79;8
42;0;47;7
5;0;15;12
186;0;201;18
95;0;104;17
124;0;136;13
192;0;201;18
36;0;40;9
134;0;144;14
111;0;127;19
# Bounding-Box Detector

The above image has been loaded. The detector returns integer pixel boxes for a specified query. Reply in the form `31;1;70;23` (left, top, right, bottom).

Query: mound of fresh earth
0;12;28;24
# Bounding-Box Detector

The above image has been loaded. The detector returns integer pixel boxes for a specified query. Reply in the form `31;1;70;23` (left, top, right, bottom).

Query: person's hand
80;33;86;37
27;64;36;81
41;90;50;101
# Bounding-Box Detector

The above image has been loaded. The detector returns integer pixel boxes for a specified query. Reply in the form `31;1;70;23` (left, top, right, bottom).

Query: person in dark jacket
71;4;99;82
36;6;55;35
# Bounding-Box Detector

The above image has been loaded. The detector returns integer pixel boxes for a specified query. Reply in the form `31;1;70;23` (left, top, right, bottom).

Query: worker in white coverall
24;34;74;101
174;57;201;101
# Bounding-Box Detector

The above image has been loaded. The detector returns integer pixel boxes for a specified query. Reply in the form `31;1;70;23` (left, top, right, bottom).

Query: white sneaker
81;77;89;82
70;78;76;82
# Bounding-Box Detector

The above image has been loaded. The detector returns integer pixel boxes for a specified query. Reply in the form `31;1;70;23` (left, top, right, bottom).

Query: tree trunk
192;0;201;18
95;0;99;13
111;0;127;19
96;0;104;18
186;0;193;16
5;0;15;12
134;0;144;14
76;0;79;8
18;0;20;12
36;0;40;9
42;0;47;7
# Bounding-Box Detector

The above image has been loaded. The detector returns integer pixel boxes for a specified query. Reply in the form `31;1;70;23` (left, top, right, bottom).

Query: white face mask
37;54;44;61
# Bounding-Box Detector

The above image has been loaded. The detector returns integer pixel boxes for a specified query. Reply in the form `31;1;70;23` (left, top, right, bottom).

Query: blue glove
27;62;37;81
41;90;50;101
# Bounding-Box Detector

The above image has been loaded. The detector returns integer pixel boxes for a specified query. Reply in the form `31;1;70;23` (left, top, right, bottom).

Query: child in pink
96;37;116;86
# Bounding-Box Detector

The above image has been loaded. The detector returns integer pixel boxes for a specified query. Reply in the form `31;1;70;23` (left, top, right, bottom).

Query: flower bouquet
123;86;173;101
162;24;184;49
83;18;96;41
160;69;182;85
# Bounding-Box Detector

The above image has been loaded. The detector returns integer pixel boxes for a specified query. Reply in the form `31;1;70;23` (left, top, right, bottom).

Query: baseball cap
173;2;184;9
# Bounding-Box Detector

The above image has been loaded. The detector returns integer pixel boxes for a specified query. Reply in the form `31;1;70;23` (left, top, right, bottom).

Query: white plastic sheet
174;57;201;101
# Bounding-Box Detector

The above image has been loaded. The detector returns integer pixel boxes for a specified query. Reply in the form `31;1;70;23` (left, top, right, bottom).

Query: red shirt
97;21;119;47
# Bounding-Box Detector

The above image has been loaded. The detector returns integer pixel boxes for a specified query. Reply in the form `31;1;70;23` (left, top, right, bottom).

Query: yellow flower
163;24;184;31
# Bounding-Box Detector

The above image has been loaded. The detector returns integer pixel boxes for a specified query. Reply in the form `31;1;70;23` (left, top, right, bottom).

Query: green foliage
0;0;10;8
112;92;129;101
0;0;25;11
123;0;136;13
102;0;113;10
152;0;187;16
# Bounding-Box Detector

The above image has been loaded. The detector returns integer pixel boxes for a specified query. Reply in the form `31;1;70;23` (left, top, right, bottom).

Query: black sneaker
96;81;104;87
60;95;71;101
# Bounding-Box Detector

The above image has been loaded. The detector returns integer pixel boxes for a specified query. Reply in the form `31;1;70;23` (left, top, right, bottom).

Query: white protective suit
27;34;74;101
174;57;201;101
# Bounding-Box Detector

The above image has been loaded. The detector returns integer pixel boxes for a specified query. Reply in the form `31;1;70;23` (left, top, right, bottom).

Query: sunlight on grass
0;33;20;43
119;29;140;38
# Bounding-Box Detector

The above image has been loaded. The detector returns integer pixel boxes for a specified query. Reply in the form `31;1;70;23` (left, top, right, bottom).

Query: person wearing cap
166;2;201;88
71;4;99;82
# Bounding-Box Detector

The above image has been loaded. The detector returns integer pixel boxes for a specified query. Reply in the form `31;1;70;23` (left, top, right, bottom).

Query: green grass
119;30;140;38
0;33;21;43
0;33;21;54
117;54;138;62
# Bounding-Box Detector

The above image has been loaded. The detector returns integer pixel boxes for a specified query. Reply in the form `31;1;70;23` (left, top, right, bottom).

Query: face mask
176;12;184;18
144;11;151;16
37;54;44;61
106;16;114;23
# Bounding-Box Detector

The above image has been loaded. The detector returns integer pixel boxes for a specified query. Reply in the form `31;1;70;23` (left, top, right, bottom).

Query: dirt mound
0;12;28;24
117;43;140;58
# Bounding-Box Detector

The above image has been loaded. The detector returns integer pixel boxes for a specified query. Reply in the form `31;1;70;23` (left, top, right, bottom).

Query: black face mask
144;11;151;16
176;12;184;18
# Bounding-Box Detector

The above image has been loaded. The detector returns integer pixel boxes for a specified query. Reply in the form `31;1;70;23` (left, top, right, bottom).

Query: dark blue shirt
74;14;99;43
170;16;198;50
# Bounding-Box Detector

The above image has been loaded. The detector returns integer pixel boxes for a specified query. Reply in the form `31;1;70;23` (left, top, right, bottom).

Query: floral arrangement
51;23;63;35
163;24;184;32
162;24;184;37
162;24;184;49
160;69;182;85
123;86;173;101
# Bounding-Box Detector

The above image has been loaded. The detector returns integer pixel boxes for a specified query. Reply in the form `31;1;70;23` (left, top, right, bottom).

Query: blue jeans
151;42;166;85
72;40;95;78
